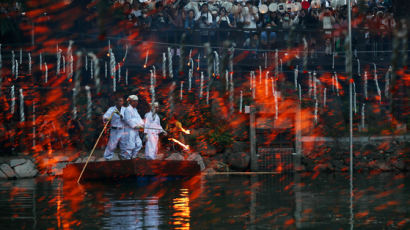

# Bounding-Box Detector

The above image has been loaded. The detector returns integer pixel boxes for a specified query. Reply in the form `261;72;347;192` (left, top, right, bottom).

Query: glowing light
169;138;189;151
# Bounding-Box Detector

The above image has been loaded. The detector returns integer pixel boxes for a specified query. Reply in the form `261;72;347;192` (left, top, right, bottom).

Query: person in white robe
103;96;126;160
144;102;166;160
122;95;144;159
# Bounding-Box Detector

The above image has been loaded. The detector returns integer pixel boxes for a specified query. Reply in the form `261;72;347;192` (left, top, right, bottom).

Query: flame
180;127;190;135
169;138;190;151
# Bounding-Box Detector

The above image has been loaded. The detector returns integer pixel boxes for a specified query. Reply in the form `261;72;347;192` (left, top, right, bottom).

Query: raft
63;159;201;182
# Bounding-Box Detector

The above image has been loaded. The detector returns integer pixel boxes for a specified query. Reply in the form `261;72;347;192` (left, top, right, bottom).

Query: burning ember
169;138;190;151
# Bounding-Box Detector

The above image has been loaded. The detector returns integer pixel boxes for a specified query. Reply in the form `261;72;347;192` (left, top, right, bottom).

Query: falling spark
144;50;148;68
168;47;173;78
125;68;128;86
265;71;269;97
180;81;184;100
364;71;368;99
188;49;192;65
44;62;48;83
162;52;166;77
180;126;190;135
373;63;381;103
239;90;243;113
294;66;298;90
169;138;189;151
19;48;22;65
85;86;92;120
188;68;193;91
385;66;391;97
11;85;15;114
28;52;31;75
19;89;24;122
324;88;327;107
200;72;203;98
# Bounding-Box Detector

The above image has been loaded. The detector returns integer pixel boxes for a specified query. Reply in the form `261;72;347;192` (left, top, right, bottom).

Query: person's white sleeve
207;12;213;24
103;107;113;121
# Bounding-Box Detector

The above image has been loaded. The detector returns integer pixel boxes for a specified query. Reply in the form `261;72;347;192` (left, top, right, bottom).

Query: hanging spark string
264;52;267;68
274;91;278;120
123;43;128;62
275;49;279;78
180;81;183;100
19;89;24;121
357;58;360;76
225;70;229;92
364;71;368;100
239;90;243;113
85;54;88;71
39;52;42;71
332;52;335;69
28;52;31;75
206;88;209;105
353;81;357;114
19;48;22;65
117;62;121;82
331;73;335;92
150;69;155;103
144;49;148;68
385;66;391;97
251;71;256;99
11;85;15;114
85;86;92;120
32;101;36;148
188;49;192;66
229;47;234;73
294;65;298;90
308;71;312;97
229;72;234;114
105;62;107;78
67;40;73;80
15;60;18;79
280;59;283;73
90;58;94;80
335;72;339;96
168;47;173;78
44;62;48;83
313;71;317;100
197;53;201;71
361;103;365;129
89;52;100;94
214;51;219;77
298;84;302;102
57;47;62;75
200;72;204;98
62;55;65;73
314;100;318;124
324;88;327;107
373;63;381;103
125;68;128;86
12;50;15;77
72;88;78;119
162;52;166;77
188;68;193;91
265;71;269;97
259;65;262;84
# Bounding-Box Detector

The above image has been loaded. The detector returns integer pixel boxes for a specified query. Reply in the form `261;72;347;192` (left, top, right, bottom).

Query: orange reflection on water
172;188;190;230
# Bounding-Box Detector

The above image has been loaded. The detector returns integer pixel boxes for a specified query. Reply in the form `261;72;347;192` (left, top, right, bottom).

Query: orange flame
169;138;190;151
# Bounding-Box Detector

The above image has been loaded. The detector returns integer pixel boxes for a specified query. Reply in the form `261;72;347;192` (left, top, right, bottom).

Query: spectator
320;8;335;55
243;2;259;38
196;3;213;44
216;7;234;42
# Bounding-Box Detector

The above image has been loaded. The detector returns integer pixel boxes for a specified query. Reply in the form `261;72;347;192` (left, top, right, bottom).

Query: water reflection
0;173;408;229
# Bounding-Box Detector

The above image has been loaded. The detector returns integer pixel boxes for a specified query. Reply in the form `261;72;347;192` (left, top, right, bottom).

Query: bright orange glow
169;138;190;151
172;189;190;230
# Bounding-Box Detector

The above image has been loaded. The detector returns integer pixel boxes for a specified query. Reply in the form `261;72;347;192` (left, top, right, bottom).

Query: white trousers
103;129;126;160
145;134;159;160
121;128;142;159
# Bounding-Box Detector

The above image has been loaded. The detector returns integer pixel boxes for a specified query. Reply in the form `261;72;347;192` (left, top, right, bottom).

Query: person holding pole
103;95;126;160
122;95;144;159
144;102;167;160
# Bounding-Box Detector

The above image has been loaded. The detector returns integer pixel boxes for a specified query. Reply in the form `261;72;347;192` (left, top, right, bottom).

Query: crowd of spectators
112;0;396;54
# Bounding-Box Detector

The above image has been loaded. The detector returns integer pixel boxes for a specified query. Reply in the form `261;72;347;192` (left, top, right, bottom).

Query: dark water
0;172;409;229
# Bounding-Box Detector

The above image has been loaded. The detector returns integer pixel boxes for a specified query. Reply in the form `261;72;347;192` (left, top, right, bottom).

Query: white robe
144;112;164;160
103;106;126;160
122;105;144;159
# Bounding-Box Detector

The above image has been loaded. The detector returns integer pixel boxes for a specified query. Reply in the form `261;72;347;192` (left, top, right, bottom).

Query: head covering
127;95;138;101
152;102;159;107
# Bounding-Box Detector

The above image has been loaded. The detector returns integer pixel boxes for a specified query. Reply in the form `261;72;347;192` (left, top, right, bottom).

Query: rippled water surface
0;172;409;229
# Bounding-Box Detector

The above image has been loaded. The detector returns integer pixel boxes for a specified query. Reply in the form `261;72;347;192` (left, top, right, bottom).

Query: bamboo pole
77;112;115;183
